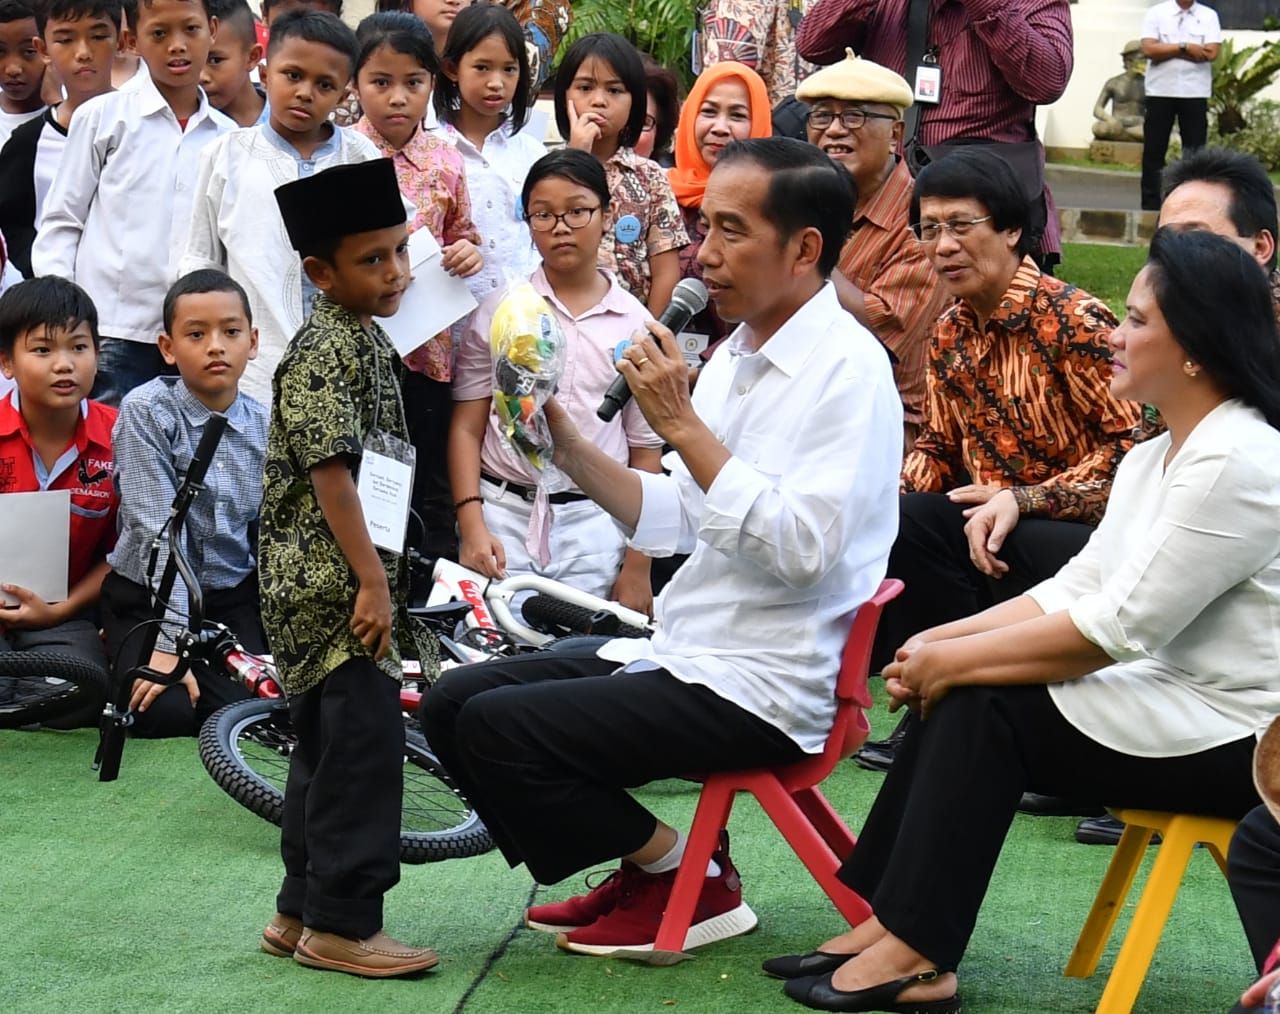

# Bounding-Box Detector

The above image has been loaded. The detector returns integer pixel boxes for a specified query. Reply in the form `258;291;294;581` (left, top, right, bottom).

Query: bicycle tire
522;594;650;639
0;652;109;730
197;697;494;863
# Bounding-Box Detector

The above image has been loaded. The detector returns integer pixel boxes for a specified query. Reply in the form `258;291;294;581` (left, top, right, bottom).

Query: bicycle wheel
522;595;650;639
0;652;109;730
197;698;494;863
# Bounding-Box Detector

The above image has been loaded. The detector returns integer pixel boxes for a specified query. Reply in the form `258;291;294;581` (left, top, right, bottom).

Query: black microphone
185;413;229;487
597;278;709;422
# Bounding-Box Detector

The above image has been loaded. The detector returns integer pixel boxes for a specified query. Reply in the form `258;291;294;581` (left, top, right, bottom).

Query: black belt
480;472;591;505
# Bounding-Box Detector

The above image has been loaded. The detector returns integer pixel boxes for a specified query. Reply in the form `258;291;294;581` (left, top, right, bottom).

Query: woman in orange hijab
668;61;772;351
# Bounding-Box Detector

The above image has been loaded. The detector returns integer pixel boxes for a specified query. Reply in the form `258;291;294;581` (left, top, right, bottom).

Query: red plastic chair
651;578;904;956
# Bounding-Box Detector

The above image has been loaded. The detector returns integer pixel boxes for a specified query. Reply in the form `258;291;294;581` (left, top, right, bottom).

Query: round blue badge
615;214;642;244
613;339;633;363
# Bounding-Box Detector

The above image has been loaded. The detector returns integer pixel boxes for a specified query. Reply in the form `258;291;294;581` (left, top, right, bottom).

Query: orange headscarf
667;62;772;209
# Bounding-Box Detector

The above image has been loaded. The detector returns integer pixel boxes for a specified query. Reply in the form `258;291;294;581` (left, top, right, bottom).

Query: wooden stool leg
1064;825;1154;978
1092;828;1197;1014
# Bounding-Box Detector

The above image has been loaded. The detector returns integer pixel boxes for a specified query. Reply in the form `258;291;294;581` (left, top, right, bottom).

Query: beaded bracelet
454;495;484;511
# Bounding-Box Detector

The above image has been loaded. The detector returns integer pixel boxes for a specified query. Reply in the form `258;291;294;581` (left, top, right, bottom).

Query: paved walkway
1048;164;1143;212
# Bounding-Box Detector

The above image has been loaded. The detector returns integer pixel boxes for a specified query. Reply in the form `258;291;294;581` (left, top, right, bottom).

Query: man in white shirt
1140;0;1222;210
421;137;902;958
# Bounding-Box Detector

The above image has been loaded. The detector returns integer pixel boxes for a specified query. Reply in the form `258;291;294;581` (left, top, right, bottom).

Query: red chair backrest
826;578;904;767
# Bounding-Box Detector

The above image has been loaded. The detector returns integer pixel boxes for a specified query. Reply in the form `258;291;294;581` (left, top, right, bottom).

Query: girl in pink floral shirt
353;11;484;559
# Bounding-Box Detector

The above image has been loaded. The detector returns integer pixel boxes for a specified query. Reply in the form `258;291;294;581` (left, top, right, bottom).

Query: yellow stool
1063;808;1237;1014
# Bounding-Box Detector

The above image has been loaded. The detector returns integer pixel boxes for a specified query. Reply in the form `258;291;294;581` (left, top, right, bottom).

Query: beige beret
796;48;914;113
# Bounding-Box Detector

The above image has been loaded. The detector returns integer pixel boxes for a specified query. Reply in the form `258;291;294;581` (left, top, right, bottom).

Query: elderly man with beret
800;50;948;449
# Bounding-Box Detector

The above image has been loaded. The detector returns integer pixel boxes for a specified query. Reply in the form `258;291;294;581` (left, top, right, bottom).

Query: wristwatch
1179;41;1188;53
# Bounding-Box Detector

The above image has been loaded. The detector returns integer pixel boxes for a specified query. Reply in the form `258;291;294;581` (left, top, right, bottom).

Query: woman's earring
1183;360;1199;377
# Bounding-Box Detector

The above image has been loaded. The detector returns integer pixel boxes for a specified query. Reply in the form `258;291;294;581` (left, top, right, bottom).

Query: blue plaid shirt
108;377;268;651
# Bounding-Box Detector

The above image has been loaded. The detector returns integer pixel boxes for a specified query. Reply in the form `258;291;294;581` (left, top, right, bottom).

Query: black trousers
402;370;458;561
1142;96;1209;210
419;640;803;885
837;684;1259;971
277;657;404;939
872;493;1093;672
99;571;263;738
1228;804;1280;973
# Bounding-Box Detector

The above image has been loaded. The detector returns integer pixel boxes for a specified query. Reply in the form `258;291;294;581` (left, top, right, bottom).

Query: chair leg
1064;824;1154;978
1092;827;1198;1014
755;782;873;927
794;787;858;863
652;782;737;953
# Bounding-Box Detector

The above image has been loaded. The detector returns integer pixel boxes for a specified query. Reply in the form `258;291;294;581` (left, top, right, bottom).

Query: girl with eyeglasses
448;149;664;615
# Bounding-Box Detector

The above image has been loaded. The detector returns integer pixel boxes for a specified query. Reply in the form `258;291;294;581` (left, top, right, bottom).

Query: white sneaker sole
525;917;583;934
554;901;758;956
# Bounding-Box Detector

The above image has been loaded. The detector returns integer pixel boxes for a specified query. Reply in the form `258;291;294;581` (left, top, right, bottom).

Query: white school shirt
1029;399;1280;757
31;76;233;343
0;107;44;150
179;123;381;405
31;111;69;232
597;283;903;754
428;118;545;301
1142;0;1222;99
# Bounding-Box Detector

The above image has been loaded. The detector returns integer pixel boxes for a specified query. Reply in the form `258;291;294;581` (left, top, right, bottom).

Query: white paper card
913;64;942;105
677;331;710;367
375;228;478;358
0;489;70;604
357;449;412;553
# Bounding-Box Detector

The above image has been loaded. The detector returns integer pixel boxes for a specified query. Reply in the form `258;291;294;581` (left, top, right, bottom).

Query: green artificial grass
1059;242;1150;317
0;685;1252;1013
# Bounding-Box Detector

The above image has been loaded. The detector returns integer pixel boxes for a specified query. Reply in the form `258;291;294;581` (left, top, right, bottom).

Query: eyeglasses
806;107;899;131
641;114;657;131
525;206;602;232
911;216;993;242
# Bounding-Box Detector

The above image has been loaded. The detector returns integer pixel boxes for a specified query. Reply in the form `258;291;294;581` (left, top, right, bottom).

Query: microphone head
669;278;709;316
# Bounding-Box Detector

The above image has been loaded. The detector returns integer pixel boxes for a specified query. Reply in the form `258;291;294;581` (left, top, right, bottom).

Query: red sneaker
525;864;634;933
555;845;757;956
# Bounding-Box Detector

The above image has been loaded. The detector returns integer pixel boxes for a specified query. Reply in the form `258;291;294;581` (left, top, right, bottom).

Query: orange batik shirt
902;257;1142;524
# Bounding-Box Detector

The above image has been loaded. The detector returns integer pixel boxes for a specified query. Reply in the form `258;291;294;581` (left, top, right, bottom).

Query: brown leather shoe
293;928;440;978
261;913;303;957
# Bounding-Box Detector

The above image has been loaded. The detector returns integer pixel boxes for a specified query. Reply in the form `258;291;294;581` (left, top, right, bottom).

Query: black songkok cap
274;158;407;252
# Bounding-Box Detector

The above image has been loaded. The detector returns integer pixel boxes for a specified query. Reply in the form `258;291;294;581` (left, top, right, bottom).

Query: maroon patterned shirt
796;0;1073;254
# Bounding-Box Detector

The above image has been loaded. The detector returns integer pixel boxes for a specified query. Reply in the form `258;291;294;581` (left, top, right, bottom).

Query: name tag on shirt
678;331;710;367
913;64;942;105
357;433;415;554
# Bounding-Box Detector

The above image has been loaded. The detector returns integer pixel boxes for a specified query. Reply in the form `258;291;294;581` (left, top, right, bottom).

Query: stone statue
1093;40;1146;142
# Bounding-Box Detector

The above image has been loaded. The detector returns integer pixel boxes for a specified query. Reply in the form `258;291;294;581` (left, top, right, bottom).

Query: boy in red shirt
0;276;117;725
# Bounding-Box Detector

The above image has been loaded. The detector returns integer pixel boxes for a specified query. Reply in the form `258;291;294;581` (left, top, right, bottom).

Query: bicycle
199;558;655;857
0;652;109;730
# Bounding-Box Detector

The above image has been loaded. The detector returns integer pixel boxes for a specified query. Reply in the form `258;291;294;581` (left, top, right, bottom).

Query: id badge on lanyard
913;51;942;106
355;334;417;554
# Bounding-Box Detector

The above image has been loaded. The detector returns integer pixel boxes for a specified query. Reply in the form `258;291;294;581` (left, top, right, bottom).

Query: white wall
1042;0;1280;151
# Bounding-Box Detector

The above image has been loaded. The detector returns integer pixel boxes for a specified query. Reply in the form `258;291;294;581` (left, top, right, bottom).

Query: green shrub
1207;99;1280;171
555;0;696;91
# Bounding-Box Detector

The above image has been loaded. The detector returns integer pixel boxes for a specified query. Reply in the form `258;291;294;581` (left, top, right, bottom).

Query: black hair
1145;228;1280;430
553;32;647;150
0;276;100;356
354;10;436;77
521;147;611;212
714;137;854;277
265;7;355;74
432;2;531;133
1162;146;1280;270
162;269;253;335
641;54;679;159
262;0;339;18
35;0;122;35
137;0;211;21
909;147;1036;259
204;0;255;46
298;235;343;265
0;0;35;23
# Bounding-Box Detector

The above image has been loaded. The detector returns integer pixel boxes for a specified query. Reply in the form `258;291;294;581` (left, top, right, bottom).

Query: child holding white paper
0;276;118;725
351;11;482;558
180;9;380;405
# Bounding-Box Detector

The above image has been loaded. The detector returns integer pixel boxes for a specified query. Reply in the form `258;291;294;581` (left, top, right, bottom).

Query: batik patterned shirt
599;147;688;308
354;119;481;383
701;0;816;107
258;296;438;696
902;257;1142;523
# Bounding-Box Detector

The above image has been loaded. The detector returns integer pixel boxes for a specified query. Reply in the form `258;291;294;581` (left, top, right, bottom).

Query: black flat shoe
762;950;856;979
783;968;962;1013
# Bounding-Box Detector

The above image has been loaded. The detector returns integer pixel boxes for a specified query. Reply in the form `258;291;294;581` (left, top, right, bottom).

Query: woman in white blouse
772;227;1280;1014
